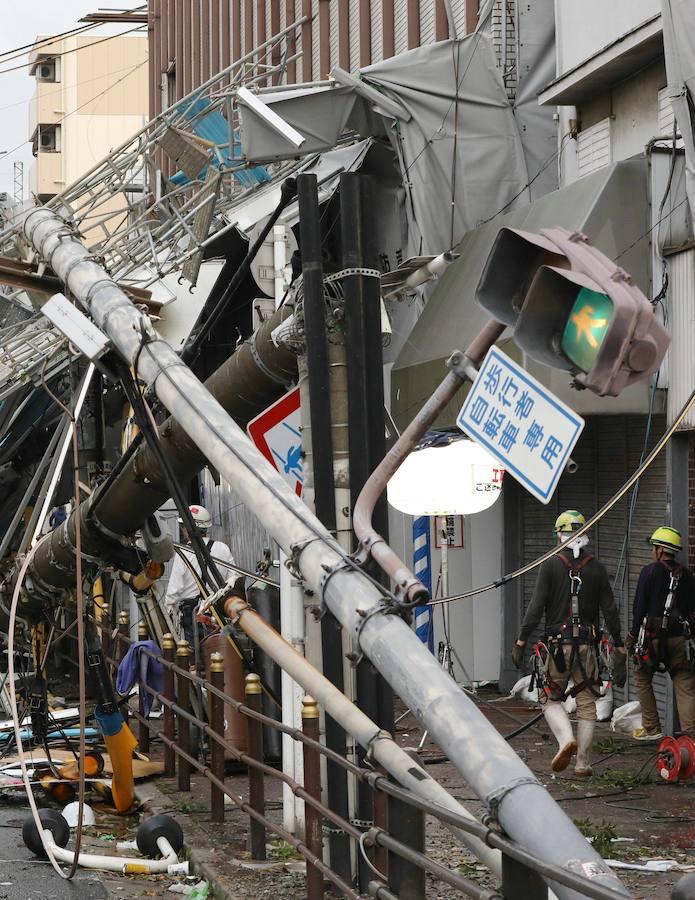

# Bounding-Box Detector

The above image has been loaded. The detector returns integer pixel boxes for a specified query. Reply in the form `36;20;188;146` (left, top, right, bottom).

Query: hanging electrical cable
429;385;695;607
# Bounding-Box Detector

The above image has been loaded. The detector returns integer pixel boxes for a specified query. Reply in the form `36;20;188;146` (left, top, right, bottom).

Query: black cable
119;356;222;591
117;356;282;702
0;26;145;75
0;21;98;61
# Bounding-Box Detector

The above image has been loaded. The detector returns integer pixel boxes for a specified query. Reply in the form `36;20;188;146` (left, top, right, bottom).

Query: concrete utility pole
22;205;629;899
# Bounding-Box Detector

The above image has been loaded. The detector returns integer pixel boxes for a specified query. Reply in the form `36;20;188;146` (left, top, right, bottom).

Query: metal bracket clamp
323;267;381;284
248;336;293;387
364;728;393;767
198;578;244;619
484;775;541;823
446;349;479;383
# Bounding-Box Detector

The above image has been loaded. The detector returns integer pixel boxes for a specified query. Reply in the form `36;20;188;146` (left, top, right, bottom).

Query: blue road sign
457;347;584;504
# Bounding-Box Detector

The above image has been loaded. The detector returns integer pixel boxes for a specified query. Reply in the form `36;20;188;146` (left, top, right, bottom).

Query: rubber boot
543;702;577;772
574;718;595;777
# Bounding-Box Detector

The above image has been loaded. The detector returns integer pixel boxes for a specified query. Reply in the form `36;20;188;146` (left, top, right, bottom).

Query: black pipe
297;172;352;885
340;172;394;891
181;176;297;365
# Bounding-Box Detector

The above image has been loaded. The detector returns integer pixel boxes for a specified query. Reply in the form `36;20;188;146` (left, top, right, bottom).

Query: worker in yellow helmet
626;526;695;740
511;510;626;776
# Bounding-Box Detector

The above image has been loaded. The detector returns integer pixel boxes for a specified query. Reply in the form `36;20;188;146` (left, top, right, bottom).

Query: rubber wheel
136;814;184;859
22;809;70;857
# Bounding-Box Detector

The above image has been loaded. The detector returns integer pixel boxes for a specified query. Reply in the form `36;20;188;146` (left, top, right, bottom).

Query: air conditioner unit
37;59;56;82
40;128;57;151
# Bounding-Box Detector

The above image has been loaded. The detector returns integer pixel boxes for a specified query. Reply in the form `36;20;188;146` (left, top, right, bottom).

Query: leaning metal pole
22;207;628;899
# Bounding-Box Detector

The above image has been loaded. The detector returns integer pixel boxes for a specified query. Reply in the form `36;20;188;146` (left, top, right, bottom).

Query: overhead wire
0;59;148;164
429;384;695;607
0;21;99;63
0;26;146;76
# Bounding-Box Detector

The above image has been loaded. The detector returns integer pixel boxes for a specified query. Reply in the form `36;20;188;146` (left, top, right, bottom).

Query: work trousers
634;636;695;734
539;643;598;721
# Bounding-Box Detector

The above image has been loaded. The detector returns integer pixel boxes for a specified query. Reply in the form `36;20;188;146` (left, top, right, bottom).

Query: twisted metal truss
0;17;311;291
0;18;319;392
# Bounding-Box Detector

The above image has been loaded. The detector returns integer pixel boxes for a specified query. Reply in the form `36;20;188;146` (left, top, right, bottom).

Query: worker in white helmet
164;504;235;646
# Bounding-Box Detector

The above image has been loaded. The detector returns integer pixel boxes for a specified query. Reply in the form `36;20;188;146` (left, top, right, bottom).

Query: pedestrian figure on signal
164;505;235;648
511;511;626;776
627;526;695;740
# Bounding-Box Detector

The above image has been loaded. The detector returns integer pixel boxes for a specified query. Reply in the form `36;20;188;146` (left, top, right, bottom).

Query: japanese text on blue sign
457;348;584;504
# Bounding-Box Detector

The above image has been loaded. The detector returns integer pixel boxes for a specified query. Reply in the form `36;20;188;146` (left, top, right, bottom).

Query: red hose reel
657;735;695;782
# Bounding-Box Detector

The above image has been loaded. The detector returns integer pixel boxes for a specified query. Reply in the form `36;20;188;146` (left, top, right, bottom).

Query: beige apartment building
29;32;148;203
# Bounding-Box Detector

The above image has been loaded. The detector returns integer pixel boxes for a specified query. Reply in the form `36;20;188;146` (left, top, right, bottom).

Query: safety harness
634;562;689;673
532;553;605;701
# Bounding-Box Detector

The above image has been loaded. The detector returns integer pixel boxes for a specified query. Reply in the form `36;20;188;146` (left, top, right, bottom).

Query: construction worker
627;526;695;740
511;510;626;776
164;504;235;646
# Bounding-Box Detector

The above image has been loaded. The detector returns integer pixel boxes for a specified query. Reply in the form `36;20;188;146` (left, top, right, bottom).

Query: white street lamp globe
387;437;504;516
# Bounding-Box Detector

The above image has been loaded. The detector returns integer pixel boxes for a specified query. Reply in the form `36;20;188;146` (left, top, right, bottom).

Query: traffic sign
247;387;303;497
457;347;584;504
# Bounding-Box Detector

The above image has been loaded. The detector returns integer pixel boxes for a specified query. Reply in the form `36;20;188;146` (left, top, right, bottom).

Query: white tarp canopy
237;2;557;257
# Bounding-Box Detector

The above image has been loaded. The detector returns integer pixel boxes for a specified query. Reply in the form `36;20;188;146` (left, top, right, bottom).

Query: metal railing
96;609;630;900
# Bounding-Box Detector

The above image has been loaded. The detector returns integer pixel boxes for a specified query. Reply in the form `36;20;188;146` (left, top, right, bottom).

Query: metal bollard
162;633;176;777
501;854;548;900
245;673;266;860
177;641;192;792
101;599;112;665
118;611;130;726
302;695;324;900
209;652;226;823
387;750;426;900
117;611;129;661
137;622;150;753
373;769;389;880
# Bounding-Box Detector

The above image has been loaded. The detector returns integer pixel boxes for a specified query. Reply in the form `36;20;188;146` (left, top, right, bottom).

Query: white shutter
350;0;361;70
370;0;383;62
420;0;435;45
576;118;612;179
394;0;408;55
658;86;676;136
311;0;320;78
330;0;340;69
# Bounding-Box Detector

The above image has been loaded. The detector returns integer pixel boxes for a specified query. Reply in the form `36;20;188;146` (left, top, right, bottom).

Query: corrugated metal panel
240;0;246;59
330;0;339;70
200;470;277;573
312;0;320;79
394;0;408;55
371;0;383;63
577;118;612;178
658;86;675;136
420;0;435;45
349;0;360;70
666;250;695;427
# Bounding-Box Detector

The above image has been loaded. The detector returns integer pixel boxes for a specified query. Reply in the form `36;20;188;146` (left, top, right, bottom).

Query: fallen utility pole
27;301;297;593
22;206;629;899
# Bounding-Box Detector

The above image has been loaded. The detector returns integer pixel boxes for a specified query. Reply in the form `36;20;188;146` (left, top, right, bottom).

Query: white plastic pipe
43;832;178;874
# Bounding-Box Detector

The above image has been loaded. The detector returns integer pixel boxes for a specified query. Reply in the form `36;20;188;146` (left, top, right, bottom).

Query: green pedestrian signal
561;289;614;373
475;226;670;397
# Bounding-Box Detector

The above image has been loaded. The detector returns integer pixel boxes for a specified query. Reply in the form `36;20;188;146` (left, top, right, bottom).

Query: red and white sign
247;387;303;496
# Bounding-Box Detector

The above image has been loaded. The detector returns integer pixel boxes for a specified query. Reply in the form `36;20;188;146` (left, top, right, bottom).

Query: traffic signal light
475;226;670;397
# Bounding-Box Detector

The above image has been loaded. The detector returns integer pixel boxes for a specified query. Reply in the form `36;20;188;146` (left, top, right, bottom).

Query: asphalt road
0;803;108;899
